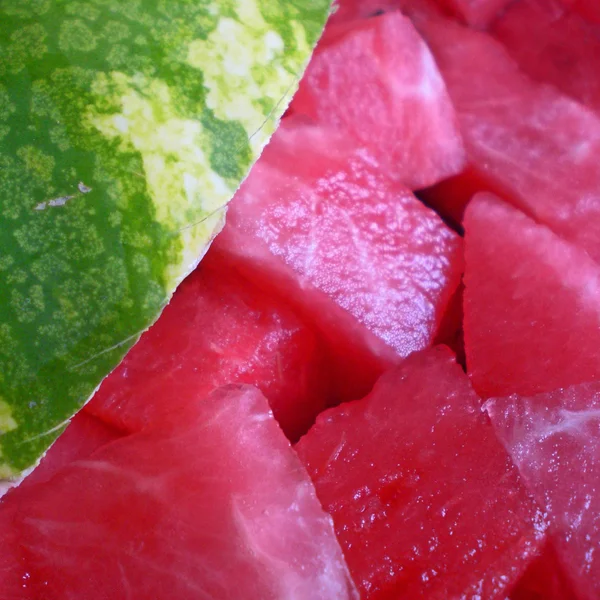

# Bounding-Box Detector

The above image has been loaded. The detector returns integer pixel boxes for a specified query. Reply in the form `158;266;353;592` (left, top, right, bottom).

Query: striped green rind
0;0;330;478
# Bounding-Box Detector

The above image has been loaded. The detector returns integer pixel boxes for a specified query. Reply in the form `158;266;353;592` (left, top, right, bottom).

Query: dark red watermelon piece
486;381;600;599
434;0;513;28
213;118;464;400
409;7;600;259
464;193;600;398
329;0;401;23
5;386;357;600
492;0;600;116
85;253;331;441
296;346;545;600
509;543;578;600
289;10;465;190
562;0;600;24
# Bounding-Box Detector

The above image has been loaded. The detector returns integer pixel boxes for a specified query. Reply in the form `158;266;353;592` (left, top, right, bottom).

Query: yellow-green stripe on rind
0;0;330;477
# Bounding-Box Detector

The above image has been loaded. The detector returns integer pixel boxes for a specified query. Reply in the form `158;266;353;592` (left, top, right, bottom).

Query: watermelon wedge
492;0;600;115
85;251;331;441
1;385;357;599
213;118;464;400
464;193;600;398
409;6;600;260
486;381;600;599
289;10;465;189
0;0;330;479
296;346;544;600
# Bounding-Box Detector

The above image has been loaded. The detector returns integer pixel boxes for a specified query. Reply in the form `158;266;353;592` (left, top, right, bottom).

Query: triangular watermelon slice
85;251;332;442
296;346;544;600
409;6;600;262
464;192;600;399
289;10;465;189
1;385;358;599
214;118;464;400
0;0;330;480
486;381;600;599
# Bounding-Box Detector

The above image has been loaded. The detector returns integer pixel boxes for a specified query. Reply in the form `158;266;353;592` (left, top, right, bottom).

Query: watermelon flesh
492;0;600;116
214;118;464;400
435;0;513;28
296;346;545;600
289;10;465;190
410;6;600;262
510;543;578;600
562;0;600;24
85;252;331;442
329;0;402;24
1;385;357;599
464;193;600;399
486;381;600;599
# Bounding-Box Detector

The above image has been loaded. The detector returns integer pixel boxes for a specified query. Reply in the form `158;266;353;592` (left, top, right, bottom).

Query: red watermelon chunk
486;381;600;599
492;0;600;116
329;0;401;24
85;253;330;441
464;193;600;399
296;346;545;600
509;543;578;600
435;0;513;28
562;0;600;24
213;119;464;400
289;11;465;190
6;385;357;600
410;7;600;259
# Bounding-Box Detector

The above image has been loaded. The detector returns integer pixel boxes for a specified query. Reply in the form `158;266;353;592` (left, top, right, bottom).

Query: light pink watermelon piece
289;10;465;190
492;0;600;115
409;7;600;260
486;381;600;599
435;0;513;28
296;346;545;600
85;252;331;441
464;193;600;399
213;118;464;400
6;385;357;600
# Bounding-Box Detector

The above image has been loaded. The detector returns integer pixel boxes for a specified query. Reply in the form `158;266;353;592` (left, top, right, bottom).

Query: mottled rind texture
0;0;330;477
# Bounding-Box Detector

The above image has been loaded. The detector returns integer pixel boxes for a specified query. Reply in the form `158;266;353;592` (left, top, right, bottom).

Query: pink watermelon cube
289;10;465;190
213;118;464;400
464;193;600;399
492;0;600;116
486;381;600;599
296;346;545;600
410;7;600;261
85;252;331;441
435;0;513;28
4;386;358;599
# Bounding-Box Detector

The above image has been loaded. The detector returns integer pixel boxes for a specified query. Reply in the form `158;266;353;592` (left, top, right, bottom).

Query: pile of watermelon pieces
4;0;600;597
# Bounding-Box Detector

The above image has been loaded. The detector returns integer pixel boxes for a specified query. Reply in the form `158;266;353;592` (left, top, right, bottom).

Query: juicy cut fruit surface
486;382;600;599
290;10;465;190
410;6;600;258
214;118;464;400
85;253;331;442
492;0;600;115
5;386;357;600
464;193;600;399
434;0;512;28
0;0;331;478
296;347;544;600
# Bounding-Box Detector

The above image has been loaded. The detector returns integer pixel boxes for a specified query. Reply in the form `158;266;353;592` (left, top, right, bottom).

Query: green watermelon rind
0;0;330;478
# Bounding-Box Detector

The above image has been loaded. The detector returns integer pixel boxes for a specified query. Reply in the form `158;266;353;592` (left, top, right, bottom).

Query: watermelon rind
0;0;330;479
